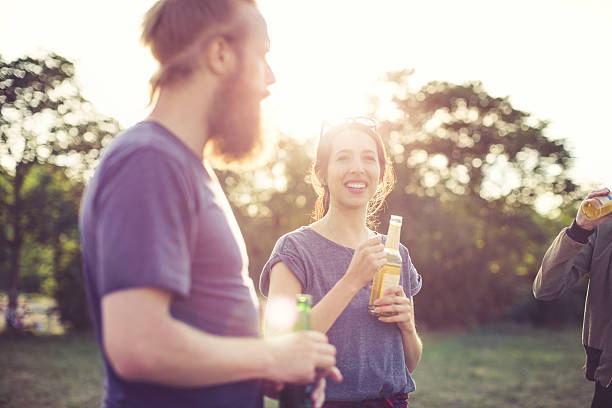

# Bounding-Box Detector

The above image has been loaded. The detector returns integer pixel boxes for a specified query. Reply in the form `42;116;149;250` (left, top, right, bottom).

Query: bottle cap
296;294;312;305
390;215;403;224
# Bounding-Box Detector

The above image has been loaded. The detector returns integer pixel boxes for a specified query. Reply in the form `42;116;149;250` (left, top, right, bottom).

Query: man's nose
266;62;276;86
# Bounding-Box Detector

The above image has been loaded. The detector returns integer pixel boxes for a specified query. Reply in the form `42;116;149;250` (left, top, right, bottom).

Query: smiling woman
311;118;394;230
261;118;423;407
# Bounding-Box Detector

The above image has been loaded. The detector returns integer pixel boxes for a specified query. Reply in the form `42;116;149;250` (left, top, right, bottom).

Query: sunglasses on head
320;116;377;138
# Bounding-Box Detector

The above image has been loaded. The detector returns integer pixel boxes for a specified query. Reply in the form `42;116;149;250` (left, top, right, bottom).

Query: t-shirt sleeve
400;243;422;297
95;148;193;297
259;234;307;297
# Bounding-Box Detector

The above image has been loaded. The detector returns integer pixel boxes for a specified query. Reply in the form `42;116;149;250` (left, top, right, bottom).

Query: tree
379;70;576;203
28;163;90;329
0;53;119;331
373;70;578;326
213;71;579;328
217;136;316;285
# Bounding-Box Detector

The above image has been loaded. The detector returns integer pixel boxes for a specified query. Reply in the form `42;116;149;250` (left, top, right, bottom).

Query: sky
1;0;611;191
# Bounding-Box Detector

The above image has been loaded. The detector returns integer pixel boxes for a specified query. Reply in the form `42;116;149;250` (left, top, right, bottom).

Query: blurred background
1;1;611;407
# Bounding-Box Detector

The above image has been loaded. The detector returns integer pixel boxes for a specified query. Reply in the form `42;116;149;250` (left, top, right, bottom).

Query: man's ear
205;36;236;76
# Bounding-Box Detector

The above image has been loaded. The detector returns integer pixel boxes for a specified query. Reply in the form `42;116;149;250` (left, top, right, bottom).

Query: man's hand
576;188;612;230
263;338;342;408
310;367;343;408
264;331;339;384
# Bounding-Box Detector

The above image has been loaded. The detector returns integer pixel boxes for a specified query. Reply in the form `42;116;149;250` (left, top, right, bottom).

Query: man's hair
141;0;255;102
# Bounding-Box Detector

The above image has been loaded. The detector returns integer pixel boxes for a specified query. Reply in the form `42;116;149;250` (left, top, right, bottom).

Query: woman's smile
345;180;368;194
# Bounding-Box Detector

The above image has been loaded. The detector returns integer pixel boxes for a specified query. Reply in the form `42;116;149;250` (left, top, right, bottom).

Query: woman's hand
373;285;416;333
344;235;387;288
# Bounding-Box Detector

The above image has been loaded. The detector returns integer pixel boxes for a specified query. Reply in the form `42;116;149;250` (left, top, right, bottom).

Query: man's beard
206;71;264;168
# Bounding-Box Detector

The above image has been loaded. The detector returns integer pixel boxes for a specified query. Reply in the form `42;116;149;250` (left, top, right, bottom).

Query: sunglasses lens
354;117;377;127
320;117;377;137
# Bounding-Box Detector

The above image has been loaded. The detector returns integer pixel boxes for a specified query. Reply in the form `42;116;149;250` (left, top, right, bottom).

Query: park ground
0;324;593;408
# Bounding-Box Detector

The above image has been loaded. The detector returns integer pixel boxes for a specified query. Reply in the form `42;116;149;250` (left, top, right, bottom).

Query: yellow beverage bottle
581;193;612;220
369;215;402;316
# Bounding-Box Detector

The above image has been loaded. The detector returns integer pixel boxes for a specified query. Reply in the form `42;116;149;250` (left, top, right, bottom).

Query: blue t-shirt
260;226;422;402
79;121;263;408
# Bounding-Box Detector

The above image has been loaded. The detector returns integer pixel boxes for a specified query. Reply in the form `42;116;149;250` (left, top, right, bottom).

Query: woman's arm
374;287;422;373
267;261;361;334
266;236;386;335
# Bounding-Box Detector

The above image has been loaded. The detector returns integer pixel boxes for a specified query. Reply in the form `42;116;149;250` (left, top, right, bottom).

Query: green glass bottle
279;294;313;408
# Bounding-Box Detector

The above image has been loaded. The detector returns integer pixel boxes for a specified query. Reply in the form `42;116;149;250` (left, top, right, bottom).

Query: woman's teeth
346;182;366;189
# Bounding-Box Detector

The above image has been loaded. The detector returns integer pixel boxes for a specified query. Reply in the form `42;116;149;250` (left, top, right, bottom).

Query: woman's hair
310;121;396;229
140;0;255;103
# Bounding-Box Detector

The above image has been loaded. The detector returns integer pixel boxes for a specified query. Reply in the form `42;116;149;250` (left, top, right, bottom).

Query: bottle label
379;264;401;297
583;194;612;220
386;224;401;251
593;194;612;206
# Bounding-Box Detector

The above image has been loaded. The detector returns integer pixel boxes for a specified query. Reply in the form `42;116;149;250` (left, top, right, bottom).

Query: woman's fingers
375;300;411;315
375;286;407;305
374;288;413;321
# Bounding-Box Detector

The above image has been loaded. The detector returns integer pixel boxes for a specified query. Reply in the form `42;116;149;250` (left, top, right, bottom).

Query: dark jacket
533;220;612;388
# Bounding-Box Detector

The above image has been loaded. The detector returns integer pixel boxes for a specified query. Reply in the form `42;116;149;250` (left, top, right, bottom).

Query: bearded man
79;1;340;407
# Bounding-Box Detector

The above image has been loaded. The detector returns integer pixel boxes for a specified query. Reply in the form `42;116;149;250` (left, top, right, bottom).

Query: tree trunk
6;242;21;330
5;164;25;332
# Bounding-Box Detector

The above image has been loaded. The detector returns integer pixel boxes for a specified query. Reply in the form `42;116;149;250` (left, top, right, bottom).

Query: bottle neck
297;303;311;313
295;296;312;331
385;222;401;251
295;306;311;331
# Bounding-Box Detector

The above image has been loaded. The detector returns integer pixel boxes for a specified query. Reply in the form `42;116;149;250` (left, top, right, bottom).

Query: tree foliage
217;136;316;285
373;71;578;327
219;72;580;328
0;52;582;331
380;70;576;204
0;53;118;330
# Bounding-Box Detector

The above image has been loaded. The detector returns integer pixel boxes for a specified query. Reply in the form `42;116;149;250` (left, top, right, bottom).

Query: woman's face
325;129;382;211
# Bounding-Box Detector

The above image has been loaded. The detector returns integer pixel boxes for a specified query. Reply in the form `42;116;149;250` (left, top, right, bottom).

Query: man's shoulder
103;121;191;165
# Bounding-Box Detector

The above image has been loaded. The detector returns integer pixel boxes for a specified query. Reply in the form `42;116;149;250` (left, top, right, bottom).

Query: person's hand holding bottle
577;188;612;230
344;236;387;288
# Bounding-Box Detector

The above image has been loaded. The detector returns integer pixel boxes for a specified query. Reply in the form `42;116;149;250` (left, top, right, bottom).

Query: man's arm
103;287;338;387
532;223;591;300
534;188;612;300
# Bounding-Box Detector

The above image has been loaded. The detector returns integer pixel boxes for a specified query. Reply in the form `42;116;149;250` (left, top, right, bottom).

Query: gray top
533;220;612;387
80;121;262;408
260;226;422;401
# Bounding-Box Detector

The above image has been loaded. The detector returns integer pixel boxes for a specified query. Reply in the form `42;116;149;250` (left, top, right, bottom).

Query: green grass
0;325;593;408
409;324;593;408
0;333;103;408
